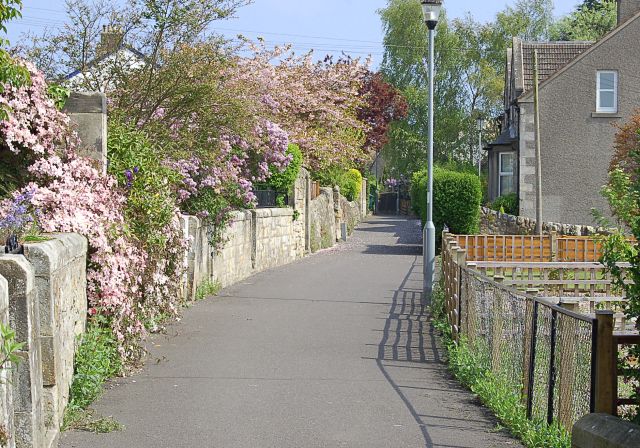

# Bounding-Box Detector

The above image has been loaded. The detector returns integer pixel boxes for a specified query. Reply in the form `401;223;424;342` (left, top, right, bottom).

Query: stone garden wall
309;188;336;253
0;170;367;448
480;206;611;236
0;233;87;448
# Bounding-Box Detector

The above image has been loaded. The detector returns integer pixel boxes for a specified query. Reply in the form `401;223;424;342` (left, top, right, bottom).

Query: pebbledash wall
480;206;611;236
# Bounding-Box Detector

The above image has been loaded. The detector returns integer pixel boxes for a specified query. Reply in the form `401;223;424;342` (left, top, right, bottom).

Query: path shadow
375;256;439;448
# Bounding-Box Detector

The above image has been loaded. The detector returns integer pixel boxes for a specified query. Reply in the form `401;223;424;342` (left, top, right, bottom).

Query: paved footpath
61;216;521;448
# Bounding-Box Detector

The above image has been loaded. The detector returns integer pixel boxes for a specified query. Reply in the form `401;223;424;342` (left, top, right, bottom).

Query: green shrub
265;144;302;192
339;169;363;201
64;316;124;433
489;193;518;216
255;144;302;207
107;121;182;247
411;167;481;247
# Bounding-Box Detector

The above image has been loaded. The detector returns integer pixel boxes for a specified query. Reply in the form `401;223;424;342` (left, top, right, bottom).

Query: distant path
61;216;521;448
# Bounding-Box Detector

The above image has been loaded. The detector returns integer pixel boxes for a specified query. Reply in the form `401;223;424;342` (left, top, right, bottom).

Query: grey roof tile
520;41;593;92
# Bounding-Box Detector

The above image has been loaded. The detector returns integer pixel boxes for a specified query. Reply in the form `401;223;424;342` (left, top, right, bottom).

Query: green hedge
488;193;518;216
264;144;303;192
339;169;363;202
255;143;303;207
411;167;482;246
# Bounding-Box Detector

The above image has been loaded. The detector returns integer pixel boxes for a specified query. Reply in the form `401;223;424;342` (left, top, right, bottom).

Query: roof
63;45;145;80
519;41;593;92
485;129;516;151
519;9;640;101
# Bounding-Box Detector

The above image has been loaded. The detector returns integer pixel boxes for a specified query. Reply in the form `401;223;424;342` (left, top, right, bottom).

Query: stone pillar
22;234;87;440
361;178;368;216
305;172;311;253
333;186;342;242
63;92;108;174
0;256;45;448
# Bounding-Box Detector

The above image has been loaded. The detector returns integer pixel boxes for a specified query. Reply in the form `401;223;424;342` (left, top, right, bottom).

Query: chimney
97;25;123;57
617;0;640;25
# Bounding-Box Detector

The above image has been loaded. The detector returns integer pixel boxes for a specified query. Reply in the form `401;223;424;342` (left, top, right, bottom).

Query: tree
357;71;408;154
379;1;469;173
550;0;616;41
20;0;251;85
598;112;640;422
378;0;552;175
0;0;30;119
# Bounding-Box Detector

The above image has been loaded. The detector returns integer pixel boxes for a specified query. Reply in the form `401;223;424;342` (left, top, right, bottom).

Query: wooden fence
454;234;606;262
441;232;639;429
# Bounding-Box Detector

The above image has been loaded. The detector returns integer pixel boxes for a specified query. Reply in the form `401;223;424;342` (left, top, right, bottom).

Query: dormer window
597;71;618;113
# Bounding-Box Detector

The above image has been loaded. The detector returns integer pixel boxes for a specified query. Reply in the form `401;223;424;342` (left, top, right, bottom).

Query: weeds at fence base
432;285;571;448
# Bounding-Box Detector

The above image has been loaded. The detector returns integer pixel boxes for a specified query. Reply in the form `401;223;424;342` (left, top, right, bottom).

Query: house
64;25;145;92
485;0;640;225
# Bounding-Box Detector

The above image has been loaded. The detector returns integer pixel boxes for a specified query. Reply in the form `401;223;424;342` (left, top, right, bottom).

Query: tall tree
550;0;617;41
378;0;554;176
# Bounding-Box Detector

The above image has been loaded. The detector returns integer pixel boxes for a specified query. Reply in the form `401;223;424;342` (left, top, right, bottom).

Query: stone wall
309;188;336;253
480;206;611;236
0;234;87;448
23;235;87;441
0;275;14;448
0;170;367;448
254;208;297;271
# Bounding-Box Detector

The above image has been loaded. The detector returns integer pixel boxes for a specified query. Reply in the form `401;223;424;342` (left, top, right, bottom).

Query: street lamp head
421;0;443;30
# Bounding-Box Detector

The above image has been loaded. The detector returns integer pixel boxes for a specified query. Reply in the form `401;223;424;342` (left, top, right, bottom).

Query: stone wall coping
253;208;294;219
23;234;87;276
0;255;35;344
572;413;640;447
0;274;7;310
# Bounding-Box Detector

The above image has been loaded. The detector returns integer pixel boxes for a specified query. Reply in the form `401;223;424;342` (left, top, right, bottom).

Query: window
499;152;515;196
597;71;618;113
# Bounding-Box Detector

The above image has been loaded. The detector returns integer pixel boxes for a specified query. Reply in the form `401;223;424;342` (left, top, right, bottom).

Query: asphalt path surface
60;216;521;448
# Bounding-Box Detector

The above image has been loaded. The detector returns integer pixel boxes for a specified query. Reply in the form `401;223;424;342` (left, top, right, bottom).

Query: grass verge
430;285;571;448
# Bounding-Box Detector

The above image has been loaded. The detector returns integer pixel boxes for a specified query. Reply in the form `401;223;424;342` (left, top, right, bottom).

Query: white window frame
596;70;618;113
498;152;515;197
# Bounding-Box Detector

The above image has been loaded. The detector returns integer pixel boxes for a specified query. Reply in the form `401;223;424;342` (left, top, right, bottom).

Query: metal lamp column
421;0;442;302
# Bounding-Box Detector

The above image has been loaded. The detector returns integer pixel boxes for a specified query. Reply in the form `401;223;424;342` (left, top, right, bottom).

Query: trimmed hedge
340;169;363;202
411;167;482;247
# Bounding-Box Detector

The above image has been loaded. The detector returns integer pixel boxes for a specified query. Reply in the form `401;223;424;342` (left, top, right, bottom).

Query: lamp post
477;118;483;177
421;0;442;302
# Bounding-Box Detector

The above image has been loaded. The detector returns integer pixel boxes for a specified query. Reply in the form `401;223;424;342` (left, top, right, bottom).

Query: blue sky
9;0;581;67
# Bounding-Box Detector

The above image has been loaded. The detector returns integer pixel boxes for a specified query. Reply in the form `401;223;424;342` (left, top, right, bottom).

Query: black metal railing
253;189;288;208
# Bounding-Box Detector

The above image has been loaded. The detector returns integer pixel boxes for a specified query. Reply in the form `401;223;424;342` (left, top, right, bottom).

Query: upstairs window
597;71;618;113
